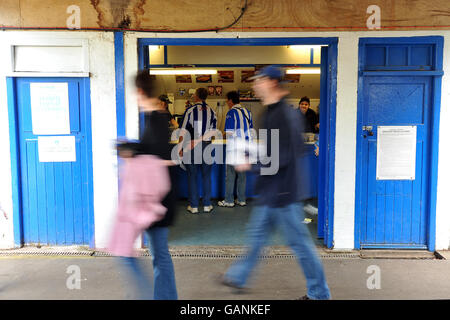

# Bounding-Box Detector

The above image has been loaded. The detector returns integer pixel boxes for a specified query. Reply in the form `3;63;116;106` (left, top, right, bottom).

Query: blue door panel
364;44;434;71
16;78;93;245
360;76;431;248
366;82;425;125
45;163;57;243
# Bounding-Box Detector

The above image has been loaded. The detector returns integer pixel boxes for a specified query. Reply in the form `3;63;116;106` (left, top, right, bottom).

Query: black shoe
297;295;311;300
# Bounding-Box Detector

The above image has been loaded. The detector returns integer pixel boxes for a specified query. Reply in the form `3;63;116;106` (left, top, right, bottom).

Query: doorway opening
136;37;338;249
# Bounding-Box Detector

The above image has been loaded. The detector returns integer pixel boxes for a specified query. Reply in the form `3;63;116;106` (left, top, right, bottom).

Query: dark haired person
115;70;178;300
299;96;319;133
218;91;253;208
158;94;179;129
179;87;217;214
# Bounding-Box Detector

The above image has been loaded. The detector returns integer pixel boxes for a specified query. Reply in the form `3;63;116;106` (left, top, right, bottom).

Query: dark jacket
124;110;177;229
253;98;307;208
302;108;319;133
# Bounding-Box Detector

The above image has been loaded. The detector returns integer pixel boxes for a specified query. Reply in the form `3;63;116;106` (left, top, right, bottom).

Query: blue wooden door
16;78;93;245
360;76;431;248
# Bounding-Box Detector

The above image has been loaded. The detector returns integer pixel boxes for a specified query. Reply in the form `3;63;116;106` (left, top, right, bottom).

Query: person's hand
315;123;320;130
235;163;251;172
118;149;134;159
191;139;202;149
163;160;177;166
314;145;319;157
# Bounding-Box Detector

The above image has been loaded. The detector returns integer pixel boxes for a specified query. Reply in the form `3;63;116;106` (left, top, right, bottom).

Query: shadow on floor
167;199;324;247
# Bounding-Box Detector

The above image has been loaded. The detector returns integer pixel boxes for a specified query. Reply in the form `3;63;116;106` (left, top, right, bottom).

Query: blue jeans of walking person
147;227;178;300
120;227;178;300
120;257;154;300
224;165;246;204
224;202;331;300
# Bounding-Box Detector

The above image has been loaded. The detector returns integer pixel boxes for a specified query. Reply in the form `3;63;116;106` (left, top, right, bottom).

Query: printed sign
175;75;192;83
241;70;255;83
196;74;212;83
30;83;70;135
38;136;76;162
218;71;234;83
376;126;417;180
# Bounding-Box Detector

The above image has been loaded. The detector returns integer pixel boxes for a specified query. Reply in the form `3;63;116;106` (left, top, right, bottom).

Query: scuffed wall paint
1;1;450;31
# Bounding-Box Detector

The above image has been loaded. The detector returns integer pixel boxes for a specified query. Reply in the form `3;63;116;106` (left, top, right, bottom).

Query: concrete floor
166;199;322;246
1;255;449;300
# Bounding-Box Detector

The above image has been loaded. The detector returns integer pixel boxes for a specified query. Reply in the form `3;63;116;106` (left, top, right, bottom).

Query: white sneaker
218;200;235;208
235;200;246;206
304;204;318;215
187;205;199;214
204;205;214;213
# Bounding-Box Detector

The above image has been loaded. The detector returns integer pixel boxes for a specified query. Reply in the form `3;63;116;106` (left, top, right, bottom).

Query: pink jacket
107;155;170;257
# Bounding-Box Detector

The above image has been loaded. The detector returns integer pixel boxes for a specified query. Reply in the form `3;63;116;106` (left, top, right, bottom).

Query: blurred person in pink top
107;70;178;300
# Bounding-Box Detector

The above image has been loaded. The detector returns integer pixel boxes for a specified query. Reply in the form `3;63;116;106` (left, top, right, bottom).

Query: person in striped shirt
179;87;217;214
218;91;253;208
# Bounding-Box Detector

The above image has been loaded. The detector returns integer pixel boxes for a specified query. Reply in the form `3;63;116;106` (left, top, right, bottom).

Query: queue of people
107;66;330;300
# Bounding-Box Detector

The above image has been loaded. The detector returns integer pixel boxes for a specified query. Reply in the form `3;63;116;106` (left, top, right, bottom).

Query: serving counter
172;141;318;201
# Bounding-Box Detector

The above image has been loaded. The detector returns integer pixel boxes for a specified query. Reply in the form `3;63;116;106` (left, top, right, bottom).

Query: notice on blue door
376;126;417;180
30;83;70;135
38;136;76;162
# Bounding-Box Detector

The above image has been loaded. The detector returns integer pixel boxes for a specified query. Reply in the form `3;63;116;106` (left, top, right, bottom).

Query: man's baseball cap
249;65;285;82
158;94;172;104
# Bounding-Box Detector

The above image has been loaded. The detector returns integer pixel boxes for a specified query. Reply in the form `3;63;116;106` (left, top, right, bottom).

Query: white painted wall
1;29;449;250
0;52;14;248
125;30;450;250
0;31;118;249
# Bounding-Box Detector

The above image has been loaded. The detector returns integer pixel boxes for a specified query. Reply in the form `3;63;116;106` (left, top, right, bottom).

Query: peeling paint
110;0;131;28
90;0;107;28
133;0;146;29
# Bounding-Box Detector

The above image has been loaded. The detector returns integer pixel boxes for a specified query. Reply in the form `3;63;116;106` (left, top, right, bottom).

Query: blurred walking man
219;65;331;300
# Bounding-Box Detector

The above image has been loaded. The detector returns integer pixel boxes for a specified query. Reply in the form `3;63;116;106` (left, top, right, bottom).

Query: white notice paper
376;126;417;180
38;136;76;162
30;83;70;135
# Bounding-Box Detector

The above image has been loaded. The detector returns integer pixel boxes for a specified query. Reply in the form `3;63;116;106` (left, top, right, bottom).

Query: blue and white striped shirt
180;102;217;140
224;104;253;140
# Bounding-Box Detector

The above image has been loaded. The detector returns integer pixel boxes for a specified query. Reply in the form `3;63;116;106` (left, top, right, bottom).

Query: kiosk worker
299;96;319;133
218;91;253;208
179;88;217;214
158;94;179;129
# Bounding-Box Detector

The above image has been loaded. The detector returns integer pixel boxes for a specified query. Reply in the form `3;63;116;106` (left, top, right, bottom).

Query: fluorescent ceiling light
288;45;324;50
286;68;321;74
149;69;217;75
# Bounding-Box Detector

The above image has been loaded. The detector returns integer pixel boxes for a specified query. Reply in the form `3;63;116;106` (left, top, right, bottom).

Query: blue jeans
224;202;331;300
120;227;178;300
225;165;246;203
186;163;212;208
147;227;178;300
119;257;154;300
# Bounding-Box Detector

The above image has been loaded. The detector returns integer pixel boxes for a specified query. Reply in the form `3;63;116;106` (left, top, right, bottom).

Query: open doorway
137;38;338;249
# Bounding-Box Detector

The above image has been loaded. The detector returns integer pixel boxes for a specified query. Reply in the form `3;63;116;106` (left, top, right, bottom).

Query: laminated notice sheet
376;126;417;180
30;83;70;135
38;136;76;162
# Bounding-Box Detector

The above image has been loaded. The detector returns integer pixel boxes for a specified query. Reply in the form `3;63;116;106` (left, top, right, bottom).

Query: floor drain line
0;250;360;259
0;250;94;256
